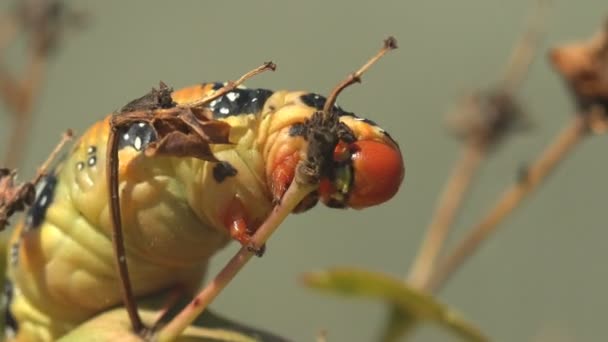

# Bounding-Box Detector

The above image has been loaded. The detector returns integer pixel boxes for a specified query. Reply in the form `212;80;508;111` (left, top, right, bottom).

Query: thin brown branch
407;141;486;288
3;52;48;168
31;128;73;183
1;1;83;168
0;14;18;52
426;115;588;292
500;0;550;93
0;65;21;112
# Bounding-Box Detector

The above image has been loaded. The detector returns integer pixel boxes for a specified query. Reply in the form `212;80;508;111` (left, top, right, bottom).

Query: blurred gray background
1;1;606;341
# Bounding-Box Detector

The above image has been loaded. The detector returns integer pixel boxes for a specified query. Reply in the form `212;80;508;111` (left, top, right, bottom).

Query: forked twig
423;17;608;292
106;62;276;337
407;0;549;289
1;1;83;168
426;115;588;292
500;0;550;93
155;37;398;342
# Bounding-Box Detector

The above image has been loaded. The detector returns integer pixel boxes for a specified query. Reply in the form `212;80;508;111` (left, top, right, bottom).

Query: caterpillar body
4;82;405;341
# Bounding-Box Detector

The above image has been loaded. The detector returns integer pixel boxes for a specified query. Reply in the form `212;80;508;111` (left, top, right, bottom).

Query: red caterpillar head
319;118;404;209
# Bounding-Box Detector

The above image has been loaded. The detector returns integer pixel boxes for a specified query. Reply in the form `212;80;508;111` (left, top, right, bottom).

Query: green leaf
302;268;487;342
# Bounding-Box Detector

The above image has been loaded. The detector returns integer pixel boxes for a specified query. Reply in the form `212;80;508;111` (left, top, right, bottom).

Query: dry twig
425;18;608;292
1;0;83;168
407;0;548;289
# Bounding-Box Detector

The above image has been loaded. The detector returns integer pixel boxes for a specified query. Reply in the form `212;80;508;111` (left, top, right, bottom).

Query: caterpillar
4;74;404;341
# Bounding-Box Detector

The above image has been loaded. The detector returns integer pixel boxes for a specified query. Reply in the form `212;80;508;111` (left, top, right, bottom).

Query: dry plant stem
3;53;48;168
407;141;486;288
0;15;18;52
426;115;588;292
156;179;317;342
500;0;549;93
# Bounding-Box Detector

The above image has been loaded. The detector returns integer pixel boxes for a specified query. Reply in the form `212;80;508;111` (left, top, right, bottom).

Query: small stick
407;0;548;289
0;14;18;52
500;0;551;94
4;54;48;168
425;115;588;292
407;141;486;288
32;129;73;184
322;37;397;116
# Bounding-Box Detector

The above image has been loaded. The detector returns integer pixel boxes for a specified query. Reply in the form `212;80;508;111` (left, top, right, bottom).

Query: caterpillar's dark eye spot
76;161;85;171
86;146;96;155
213;161;238;183
87;156;97;167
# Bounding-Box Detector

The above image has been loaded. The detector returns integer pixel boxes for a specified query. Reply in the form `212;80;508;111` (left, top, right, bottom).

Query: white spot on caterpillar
138;122;146;127
123;133;130;140
10;243;19;266
38;195;48;207
133;136;142;151
226;92;239;102
219;107;229;115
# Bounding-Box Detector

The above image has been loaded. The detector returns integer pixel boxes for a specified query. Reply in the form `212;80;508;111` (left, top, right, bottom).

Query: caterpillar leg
223;197;265;256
